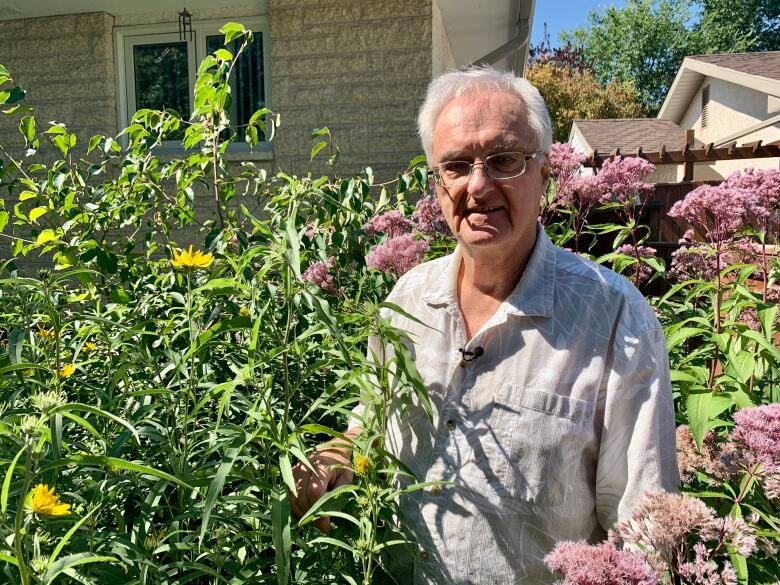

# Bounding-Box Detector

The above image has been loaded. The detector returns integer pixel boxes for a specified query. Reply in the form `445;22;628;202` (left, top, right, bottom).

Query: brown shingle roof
572;119;703;154
688;51;780;82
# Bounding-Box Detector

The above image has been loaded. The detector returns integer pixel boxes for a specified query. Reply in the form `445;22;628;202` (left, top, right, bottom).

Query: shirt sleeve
595;320;680;530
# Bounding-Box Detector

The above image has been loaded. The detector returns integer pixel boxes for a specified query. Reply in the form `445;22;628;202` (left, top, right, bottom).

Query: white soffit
659;57;780;123
0;0;233;19
437;0;534;72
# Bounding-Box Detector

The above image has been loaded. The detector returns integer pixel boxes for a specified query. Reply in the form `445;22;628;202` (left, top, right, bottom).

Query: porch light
178;8;193;41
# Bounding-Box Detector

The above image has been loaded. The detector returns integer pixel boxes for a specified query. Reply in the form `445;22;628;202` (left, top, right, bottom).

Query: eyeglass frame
429;150;544;187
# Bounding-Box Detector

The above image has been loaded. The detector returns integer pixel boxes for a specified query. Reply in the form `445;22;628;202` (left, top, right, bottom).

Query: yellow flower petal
28;483;71;516
170;245;214;270
58;363;76;378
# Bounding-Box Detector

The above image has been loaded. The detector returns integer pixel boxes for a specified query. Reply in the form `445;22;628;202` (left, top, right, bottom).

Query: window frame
114;17;271;153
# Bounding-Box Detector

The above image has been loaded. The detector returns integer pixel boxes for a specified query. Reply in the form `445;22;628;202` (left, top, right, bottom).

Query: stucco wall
680;76;780;145
0;12;116;151
269;0;432;179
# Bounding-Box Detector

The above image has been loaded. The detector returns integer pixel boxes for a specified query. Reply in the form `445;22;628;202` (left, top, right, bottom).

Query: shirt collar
422;223;556;318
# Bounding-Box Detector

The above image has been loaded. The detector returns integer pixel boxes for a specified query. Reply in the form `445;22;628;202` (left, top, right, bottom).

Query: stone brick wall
0;12;116;151
269;0;433;179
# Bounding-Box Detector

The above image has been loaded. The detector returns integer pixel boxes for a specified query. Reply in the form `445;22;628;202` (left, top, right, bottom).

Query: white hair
417;65;553;163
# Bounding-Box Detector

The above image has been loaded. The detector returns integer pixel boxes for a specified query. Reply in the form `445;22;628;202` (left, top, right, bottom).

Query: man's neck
456;243;533;339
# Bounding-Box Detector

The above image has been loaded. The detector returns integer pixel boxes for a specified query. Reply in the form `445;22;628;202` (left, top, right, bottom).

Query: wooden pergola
585;134;780;181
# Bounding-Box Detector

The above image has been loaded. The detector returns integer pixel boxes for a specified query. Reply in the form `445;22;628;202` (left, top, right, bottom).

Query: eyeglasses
431;151;542;187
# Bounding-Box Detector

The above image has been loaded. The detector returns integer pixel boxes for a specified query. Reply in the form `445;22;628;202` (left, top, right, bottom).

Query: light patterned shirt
356;225;679;584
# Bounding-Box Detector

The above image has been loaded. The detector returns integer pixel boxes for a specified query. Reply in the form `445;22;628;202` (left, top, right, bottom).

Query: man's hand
291;429;362;533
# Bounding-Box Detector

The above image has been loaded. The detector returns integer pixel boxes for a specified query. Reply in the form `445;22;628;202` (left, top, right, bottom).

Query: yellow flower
37;326;55;339
58;363;75;378
27;484;71;516
239;306;250;317
354;454;373;476
170;246;214;270
83;342;98;352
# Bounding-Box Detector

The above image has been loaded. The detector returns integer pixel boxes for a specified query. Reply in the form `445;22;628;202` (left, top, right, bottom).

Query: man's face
431;90;549;257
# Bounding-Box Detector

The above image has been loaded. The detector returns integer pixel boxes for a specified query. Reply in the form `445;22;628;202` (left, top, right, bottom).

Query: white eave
437;0;535;75
658;56;780;123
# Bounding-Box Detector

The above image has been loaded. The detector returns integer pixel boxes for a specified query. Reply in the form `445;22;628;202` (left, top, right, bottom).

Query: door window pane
133;41;191;118
206;33;265;140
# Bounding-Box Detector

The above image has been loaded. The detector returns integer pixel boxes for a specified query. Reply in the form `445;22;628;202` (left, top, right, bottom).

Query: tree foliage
526;39;646;143
561;0;780;113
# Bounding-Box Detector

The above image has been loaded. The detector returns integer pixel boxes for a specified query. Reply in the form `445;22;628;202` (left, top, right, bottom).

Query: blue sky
531;0;629;47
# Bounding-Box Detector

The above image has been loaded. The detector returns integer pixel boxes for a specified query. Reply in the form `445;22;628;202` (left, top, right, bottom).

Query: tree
561;0;780;114
526;37;646;142
561;0;696;114
696;0;780;52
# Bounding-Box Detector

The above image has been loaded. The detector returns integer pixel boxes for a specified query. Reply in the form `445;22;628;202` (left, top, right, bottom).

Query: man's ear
541;151;551;189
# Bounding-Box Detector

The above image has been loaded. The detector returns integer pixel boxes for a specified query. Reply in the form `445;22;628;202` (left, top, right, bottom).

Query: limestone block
333;18;430;52
383;49;431;80
360;0;431;20
271;35;335;57
301;5;362;25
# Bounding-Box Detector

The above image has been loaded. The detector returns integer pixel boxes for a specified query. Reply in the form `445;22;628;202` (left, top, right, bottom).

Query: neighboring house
0;0;535;180
569;51;780;183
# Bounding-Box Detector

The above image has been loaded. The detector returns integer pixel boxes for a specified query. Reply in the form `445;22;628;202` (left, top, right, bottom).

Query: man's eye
488;154;522;172
442;162;470;176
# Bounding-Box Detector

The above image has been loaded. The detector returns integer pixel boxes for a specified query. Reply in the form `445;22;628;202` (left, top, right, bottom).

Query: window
701;85;710;128
115;19;269;148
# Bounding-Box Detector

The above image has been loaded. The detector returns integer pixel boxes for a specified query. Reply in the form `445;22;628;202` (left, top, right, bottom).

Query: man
292;66;679;584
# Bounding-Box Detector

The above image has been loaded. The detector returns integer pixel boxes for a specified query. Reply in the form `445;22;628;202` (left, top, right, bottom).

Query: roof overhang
435;0;535;75
658;56;780;123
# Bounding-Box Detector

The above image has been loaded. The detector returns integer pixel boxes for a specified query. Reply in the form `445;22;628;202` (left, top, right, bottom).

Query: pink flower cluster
302;257;337;295
412;195;451;236
676;425;726;483
366;234;429;278
544;540;658;585
615;244;657;285
362;210;413;238
612;491;755;582
722;168;780;226
730;403;780;473
667;184;748;244
549;143;588;206
668;246;718;283
678;543;737;585
597;156;656;205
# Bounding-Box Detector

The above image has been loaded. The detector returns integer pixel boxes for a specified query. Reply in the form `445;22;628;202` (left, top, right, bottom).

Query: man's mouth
466;206;502;215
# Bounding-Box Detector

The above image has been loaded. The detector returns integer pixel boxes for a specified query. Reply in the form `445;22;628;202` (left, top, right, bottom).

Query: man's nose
466;162;494;194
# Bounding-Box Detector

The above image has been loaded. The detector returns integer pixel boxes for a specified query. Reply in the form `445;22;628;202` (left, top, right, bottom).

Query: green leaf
36;229;56;245
284;218;301;279
199;432;252;544
279;453;296;495
271;487;291;585
29;206;48;223
1;446;25;515
213;48;233;61
40;455;191;489
0;552;18;566
43;553;116;584
310;140;328;161
0;211;8;233
8;327;24;364
220;22;246;43
19;114;35;143
686;392;732;448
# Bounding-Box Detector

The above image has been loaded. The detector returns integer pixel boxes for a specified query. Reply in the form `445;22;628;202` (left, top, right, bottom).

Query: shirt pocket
489;384;595;505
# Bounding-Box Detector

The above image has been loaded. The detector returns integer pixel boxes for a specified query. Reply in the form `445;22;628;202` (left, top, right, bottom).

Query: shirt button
446;419;456;431
430;484;442;495
419;550;429;561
